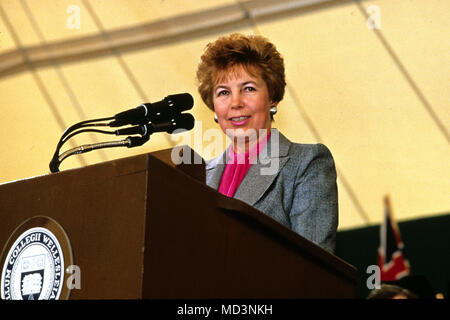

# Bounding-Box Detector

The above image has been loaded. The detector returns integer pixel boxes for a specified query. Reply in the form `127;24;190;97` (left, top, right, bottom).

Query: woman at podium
196;33;338;253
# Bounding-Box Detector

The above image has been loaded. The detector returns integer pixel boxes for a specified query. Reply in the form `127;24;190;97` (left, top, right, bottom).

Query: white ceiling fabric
0;0;448;230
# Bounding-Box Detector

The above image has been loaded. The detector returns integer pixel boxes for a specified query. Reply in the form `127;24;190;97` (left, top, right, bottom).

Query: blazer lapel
205;149;227;190
234;129;291;206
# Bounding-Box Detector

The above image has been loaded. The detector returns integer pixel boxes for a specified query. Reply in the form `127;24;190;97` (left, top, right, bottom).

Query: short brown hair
367;284;419;299
196;33;286;111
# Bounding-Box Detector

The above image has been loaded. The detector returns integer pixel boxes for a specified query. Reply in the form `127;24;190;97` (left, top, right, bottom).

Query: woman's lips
230;116;250;126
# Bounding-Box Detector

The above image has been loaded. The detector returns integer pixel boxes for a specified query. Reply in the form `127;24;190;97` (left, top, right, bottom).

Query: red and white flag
377;195;410;281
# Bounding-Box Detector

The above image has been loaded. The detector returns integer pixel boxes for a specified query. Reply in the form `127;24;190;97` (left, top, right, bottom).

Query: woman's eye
217;90;229;96
244;86;256;92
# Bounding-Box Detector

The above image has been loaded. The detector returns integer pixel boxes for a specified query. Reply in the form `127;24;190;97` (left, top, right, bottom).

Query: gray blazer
205;129;338;252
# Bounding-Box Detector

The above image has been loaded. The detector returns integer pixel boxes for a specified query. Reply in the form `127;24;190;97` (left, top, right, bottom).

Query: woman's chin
226;127;257;140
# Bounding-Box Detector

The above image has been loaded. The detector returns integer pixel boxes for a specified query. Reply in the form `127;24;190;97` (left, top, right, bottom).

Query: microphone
109;93;194;127
114;113;195;136
125;113;195;148
151;113;195;134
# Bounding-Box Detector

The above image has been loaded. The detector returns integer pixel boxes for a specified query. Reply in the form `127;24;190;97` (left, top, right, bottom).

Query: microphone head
169;113;195;133
150;113;195;134
165;93;194;112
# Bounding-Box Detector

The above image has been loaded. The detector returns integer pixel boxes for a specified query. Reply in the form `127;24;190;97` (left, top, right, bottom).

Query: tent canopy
0;0;448;230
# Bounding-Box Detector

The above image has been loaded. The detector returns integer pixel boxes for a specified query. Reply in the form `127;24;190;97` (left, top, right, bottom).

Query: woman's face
213;65;275;148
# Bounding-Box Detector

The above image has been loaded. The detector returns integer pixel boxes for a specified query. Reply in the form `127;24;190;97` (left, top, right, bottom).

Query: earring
270;106;277;116
214;114;218;123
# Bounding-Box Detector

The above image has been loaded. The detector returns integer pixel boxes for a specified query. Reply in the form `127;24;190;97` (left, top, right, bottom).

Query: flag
377;195;410;281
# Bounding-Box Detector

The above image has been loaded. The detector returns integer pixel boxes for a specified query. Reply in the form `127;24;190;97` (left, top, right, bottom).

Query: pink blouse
218;132;270;197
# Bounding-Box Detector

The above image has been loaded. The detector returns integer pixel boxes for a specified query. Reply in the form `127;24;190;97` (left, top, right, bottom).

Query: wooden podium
0;147;357;299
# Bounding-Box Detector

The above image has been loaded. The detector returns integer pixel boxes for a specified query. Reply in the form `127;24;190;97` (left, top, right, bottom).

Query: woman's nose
230;92;243;108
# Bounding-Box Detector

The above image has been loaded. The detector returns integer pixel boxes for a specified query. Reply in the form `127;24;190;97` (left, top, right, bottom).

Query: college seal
1;217;72;300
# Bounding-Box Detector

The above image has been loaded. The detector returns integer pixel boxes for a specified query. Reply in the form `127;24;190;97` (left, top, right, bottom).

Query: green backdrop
335;213;450;298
